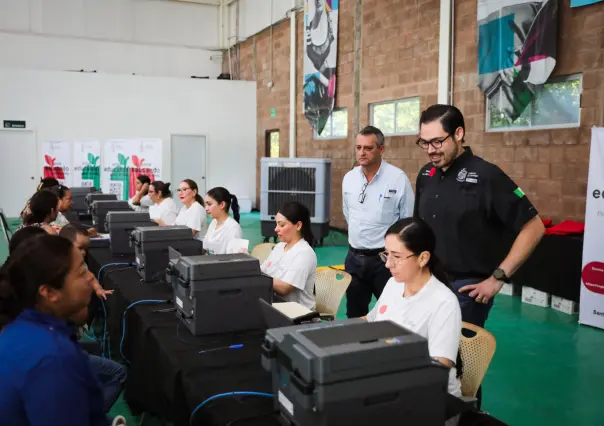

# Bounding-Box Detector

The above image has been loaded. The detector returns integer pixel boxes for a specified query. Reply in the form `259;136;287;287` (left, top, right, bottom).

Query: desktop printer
91;200;131;233
106;211;156;255
132;226;203;282
168;252;273;335
261;320;449;426
85;193;118;213
70;187;96;214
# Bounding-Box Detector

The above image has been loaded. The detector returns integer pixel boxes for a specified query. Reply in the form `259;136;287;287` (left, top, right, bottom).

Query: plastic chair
314;268;352;320
250;242;276;264
459;322;497;398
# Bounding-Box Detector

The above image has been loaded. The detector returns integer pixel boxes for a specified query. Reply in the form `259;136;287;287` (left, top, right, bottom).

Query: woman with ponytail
20;177;60;221
364;217;462;402
148;181;178;225
202;187;243;255
260;202;317;310
174;179;207;240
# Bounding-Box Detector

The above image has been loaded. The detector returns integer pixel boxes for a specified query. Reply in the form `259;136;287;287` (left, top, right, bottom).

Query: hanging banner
73;140;101;189
303;0;338;136
580;128;604;330
40;141;72;186
477;0;558;123
101;139;162;200
571;0;602;6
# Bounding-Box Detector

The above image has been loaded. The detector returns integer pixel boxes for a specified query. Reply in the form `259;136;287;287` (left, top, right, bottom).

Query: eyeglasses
176;188;191;193
358;183;368;204
379;251;415;266
416;134;452;150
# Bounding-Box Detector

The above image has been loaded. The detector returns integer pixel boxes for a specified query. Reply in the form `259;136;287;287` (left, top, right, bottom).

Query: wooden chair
314;268;352;320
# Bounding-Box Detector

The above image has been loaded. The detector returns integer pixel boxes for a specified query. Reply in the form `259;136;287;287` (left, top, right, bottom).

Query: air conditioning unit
260;157;331;246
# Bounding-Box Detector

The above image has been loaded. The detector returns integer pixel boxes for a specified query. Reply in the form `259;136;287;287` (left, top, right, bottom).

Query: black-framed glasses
416;134;452;150
358;183;368;203
379;251;415;265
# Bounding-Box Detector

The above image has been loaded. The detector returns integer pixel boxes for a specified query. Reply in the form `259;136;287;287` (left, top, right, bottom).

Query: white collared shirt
203;217;243;255
342;160;415;249
174;201;207;240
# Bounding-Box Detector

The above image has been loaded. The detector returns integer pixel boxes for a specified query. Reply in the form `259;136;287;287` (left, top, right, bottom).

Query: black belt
349;246;383;257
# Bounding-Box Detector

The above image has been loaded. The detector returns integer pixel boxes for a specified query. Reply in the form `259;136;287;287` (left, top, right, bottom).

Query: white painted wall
0;0;223;78
0;67;257;205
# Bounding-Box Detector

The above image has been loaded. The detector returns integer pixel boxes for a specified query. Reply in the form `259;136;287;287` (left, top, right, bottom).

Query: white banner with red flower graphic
580;127;604;329
40;141;72;186
101;139;162;201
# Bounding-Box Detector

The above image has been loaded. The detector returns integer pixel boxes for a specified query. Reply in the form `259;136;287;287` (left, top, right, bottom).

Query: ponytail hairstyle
206;187;241;223
150;181;172;198
278;202;314;246
26;190;59;225
37;178;59;192
0;235;74;330
183;179;204;205
385;217;449;287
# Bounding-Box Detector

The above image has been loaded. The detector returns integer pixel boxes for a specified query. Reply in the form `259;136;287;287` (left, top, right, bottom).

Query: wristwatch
492;268;509;283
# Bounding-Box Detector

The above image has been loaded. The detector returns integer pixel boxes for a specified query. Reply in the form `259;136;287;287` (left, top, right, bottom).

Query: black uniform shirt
414;147;538;280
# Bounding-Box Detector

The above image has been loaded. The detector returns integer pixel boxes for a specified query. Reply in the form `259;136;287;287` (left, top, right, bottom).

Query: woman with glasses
364;217;462;401
148;181;178;226
173;179;207;240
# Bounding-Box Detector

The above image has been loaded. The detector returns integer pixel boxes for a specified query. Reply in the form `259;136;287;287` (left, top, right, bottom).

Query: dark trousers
345;249;392;318
88;354;128;413
451;278;494;328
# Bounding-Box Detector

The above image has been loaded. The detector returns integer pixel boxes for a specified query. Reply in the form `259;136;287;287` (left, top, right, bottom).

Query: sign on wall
40;140;72;185
73;140;101;189
580;127;604;330
303;0;339;136
102;139;162;200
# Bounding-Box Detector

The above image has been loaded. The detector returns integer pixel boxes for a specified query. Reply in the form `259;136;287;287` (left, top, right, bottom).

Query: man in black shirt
414;104;545;327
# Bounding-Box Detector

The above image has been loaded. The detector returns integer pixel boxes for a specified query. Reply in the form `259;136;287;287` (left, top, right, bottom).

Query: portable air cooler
260;157;332;245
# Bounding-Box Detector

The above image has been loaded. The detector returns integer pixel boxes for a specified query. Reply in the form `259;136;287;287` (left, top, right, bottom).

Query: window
266;130;280;158
314;109;348;140
370;97;420;136
486;74;582;132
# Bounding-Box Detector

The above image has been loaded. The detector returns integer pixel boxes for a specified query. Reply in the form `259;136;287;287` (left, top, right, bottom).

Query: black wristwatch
492;268;509;283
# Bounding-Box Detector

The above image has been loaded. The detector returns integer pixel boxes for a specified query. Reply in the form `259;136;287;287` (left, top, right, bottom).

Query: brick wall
227;0;604;229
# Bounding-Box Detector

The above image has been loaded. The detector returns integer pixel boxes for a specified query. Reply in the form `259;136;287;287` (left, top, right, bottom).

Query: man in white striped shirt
342;126;415;317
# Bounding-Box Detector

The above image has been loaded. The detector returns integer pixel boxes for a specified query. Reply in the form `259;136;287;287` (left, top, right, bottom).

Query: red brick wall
227;0;604;229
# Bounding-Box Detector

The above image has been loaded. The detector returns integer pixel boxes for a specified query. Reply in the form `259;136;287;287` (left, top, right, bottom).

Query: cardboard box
521;286;551;308
551;296;579;315
499;282;521;296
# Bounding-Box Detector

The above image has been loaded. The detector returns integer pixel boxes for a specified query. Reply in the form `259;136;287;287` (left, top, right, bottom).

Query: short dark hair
59;223;89;242
420;104;465;137
358;125;385;147
9;227;47;254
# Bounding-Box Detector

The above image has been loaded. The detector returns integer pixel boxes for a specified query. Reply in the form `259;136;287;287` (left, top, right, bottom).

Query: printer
70;187;97;214
85;193;118;213
168;252;273;335
91;200;131;233
106;211;156;255
132;226;203;282
261;320;449;426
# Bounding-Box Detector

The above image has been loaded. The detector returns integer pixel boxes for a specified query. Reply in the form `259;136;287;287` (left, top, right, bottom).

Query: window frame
314;108;349;140
485;73;583;133
265;130;280;158
369;97;421;136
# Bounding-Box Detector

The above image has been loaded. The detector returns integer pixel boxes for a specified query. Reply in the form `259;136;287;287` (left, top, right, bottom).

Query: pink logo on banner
582;262;604;295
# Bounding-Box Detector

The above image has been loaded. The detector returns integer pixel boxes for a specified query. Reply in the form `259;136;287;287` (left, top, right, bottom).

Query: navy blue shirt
0;309;109;426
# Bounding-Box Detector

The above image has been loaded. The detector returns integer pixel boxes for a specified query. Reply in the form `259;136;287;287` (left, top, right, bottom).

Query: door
0;130;38;218
170;134;207;208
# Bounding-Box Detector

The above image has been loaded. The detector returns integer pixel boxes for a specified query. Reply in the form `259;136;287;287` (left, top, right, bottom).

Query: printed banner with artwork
571;0;602;7
477;0;558;123
580;128;604;330
73;140;101;189
303;0;338;136
40;141;72;185
101;139;162;200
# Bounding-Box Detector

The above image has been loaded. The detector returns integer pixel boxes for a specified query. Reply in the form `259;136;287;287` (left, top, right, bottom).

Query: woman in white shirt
173;179;207;240
148;181;178;226
260;202;317;310
365;217;463;406
203;187;243;255
128;175;154;212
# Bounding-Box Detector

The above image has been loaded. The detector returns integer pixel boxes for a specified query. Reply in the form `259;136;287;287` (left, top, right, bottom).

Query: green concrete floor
2;213;603;425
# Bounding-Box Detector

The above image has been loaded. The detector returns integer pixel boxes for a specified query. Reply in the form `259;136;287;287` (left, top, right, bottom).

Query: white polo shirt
149;197;179;226
260;239;317;310
203;217;243;255
367;275;462;396
174;201;207;240
342;160;414;249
